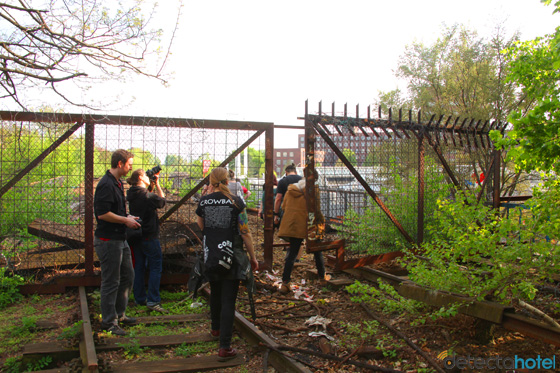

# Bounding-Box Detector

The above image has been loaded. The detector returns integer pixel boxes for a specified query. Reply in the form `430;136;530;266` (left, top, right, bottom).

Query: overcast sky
79;1;560;147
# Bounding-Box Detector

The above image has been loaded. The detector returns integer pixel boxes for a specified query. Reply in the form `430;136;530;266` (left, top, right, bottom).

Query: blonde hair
210;167;236;204
126;169;145;185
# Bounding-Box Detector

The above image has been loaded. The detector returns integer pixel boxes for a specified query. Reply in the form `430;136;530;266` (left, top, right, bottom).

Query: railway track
19;263;560;372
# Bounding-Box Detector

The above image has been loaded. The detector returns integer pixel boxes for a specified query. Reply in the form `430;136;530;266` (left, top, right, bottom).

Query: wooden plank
78;287;98;372
134;314;207;325
111;355;244;372
24;333;216;357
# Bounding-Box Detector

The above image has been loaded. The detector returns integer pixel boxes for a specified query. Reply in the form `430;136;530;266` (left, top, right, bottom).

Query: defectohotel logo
438;350;557;370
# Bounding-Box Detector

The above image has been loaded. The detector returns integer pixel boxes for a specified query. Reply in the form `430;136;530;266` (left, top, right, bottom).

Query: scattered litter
293;288;313;300
305;316;332;329
308;331;335;341
190;301;203;308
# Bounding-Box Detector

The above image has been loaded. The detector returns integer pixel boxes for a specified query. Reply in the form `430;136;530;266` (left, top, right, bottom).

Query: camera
146;165;162;181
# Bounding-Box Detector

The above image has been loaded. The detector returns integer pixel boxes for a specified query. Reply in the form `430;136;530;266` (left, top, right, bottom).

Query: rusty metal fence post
84;122;95;275
417;134;425;245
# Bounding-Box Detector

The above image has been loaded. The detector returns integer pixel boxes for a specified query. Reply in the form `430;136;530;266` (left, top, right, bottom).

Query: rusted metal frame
316;101;333;136
417;134;425;245
441;115;452;145
493;149;501;209
479;121;490;149
476;155;495;203
434;114;444;145
78;286;98;371
328;251;404;271
160;129;266;222
451;117;460;147
0;121;84;199
366;108;381;138
0;111;273;131
387;108;402;139
304;101;319;252
309;121;415;244
306;239;345;254
263;126;275;271
424;132;462;188
84;123;95;275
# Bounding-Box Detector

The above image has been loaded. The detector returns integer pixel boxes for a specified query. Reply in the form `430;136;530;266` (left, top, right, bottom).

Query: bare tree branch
0;0;181;109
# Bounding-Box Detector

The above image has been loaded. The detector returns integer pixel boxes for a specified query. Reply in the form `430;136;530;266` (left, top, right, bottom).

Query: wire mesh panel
305;104;501;267
0;119;86;274
0;112;270;280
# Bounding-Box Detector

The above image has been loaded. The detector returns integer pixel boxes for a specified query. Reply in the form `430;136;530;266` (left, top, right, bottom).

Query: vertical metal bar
417;134;425;245
263;124;275;270
84;122;95;275
305;100;318;249
493;150;501;209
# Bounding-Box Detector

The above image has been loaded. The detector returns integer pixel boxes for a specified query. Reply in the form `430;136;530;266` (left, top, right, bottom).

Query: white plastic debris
305;315;332;329
190;301;203;308
308;331;335;341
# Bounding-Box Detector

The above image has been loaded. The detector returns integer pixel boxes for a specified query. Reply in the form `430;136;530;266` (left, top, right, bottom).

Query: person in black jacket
126;168;167;313
196;167;258;361
94;149;140;336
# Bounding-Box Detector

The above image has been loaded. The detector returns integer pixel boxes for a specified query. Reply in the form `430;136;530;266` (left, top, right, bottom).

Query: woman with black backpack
195;167;258;361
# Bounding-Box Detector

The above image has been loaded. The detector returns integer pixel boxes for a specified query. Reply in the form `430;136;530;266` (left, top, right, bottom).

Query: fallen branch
361;304;446;373
518;300;560;329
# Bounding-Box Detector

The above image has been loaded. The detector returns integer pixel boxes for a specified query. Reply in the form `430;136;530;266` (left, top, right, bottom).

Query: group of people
93;150;327;361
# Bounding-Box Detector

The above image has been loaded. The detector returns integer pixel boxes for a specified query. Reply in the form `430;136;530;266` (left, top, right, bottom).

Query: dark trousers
282;237;325;283
209;279;240;349
132;238;163;307
94;237;134;326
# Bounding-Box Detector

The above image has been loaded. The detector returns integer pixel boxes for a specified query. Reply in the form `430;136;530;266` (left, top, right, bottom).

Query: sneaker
210;330;220;339
102;324;126;336
278;283;291;294
218;347;237;362
119;316;138;325
319;274;332;285
147;303;169;313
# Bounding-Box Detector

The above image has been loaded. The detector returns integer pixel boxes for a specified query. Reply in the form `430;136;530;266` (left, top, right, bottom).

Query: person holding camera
94;149;140;336
126;167;167;313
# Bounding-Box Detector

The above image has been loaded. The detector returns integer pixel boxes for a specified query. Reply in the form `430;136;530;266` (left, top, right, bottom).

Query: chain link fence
0;113;270;280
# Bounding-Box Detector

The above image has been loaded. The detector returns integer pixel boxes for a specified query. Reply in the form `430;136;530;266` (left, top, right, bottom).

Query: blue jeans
132;239;163;306
94;237;135;326
210;279;240;349
282;237;325;283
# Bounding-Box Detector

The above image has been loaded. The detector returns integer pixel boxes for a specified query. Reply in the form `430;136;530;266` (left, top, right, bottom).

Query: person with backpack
196;167;258;361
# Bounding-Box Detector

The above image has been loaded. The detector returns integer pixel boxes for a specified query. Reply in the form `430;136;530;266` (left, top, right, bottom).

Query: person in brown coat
277;176;328;294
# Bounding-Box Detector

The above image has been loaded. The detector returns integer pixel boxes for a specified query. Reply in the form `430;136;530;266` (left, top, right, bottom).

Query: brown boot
278;283;291;294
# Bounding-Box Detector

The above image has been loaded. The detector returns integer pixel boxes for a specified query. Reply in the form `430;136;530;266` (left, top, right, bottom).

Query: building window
276;151;281;157
276;160;281;165
283;152;287;157
289;152;294;157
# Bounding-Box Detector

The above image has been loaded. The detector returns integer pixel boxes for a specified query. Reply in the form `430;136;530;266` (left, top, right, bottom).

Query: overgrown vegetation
402;190;559;305
341;159;450;253
0;270;24;309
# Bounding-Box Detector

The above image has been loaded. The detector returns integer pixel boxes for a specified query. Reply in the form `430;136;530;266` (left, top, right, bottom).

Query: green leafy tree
492;1;560;173
380;23;525;122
